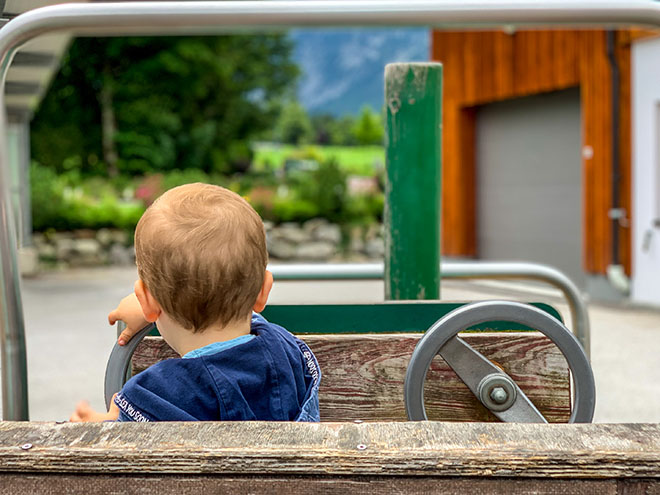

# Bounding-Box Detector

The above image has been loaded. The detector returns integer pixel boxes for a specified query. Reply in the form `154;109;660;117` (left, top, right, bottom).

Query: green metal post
384;62;442;300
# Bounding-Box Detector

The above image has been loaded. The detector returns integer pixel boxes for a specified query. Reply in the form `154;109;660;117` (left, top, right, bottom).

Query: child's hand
69;397;119;422
108;292;148;346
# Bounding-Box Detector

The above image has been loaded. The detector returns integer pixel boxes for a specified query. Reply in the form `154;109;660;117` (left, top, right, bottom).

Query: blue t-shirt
114;314;321;422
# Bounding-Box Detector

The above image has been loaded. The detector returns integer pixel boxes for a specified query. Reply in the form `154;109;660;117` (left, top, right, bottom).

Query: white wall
632;37;660;305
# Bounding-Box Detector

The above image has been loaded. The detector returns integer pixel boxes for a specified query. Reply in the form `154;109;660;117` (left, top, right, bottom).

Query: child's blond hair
134;183;267;331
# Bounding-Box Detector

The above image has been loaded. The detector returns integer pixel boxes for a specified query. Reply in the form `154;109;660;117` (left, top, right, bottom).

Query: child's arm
69;397;119;422
108;292;149;346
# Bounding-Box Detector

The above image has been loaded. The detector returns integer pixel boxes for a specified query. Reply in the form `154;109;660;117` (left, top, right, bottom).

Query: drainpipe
606;30;630;294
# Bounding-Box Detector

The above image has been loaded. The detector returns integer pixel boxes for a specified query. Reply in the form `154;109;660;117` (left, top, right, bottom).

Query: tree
274;101;313;145
310;113;335;145
352;106;384;146
329;114;357;146
31;35;299;176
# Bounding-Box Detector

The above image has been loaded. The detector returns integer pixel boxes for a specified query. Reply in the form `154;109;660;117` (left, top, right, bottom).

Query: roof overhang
2;1;85;123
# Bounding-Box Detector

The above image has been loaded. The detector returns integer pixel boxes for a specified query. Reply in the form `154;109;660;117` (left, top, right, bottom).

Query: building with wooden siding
431;29;659;300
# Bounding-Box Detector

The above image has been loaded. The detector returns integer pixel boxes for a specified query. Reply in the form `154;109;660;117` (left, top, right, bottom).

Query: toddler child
70;183;320;422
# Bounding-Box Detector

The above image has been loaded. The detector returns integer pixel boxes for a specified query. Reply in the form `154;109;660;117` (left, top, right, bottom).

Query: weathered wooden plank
132;332;570;422
0;422;659;478
0;474;623;494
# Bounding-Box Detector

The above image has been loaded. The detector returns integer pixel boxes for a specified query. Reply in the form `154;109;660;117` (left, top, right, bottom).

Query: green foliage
308;113;358;146
266;158;349;224
30;163;67;231
159;169;215;191
274;101;314;145
352;106;384;146
31;35;299;177
345;193;385;224
300;159;347;222
30;162;146;232
253;144;384;176
272;197;319;223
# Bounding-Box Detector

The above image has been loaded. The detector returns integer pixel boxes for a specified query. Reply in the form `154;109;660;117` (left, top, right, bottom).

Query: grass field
252;143;384;176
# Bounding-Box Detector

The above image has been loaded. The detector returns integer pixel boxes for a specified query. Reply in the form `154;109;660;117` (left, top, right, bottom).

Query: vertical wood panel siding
432;30;632;275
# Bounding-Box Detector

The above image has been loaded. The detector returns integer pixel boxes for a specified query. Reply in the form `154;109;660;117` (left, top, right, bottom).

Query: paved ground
13;266;660;422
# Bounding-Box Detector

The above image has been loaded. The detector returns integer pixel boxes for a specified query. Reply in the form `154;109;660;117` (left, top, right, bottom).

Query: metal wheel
404;300;595;423
104;322;155;410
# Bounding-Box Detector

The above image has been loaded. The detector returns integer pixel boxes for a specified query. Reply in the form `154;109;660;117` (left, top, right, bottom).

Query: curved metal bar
270;261;590;358
0;0;647;420
442;262;591;359
104;323;156;411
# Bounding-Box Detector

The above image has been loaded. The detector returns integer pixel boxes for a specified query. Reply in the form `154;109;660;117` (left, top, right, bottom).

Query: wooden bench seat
133;332;571;422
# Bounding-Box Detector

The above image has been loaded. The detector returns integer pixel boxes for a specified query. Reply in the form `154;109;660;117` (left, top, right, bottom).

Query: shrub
299;158;347;223
30;162;147;232
345;192;385;224
30;162;67;231
272;197;319;223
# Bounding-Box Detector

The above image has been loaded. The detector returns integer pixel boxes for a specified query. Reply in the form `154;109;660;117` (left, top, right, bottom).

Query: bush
272;197;319;223
30;158;383;234
30;162;67;231
300;158;346;223
345;192;384;224
30;162;147;232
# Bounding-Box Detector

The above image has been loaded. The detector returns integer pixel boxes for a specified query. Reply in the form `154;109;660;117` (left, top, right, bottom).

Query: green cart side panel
260;302;563;334
148;302;563;336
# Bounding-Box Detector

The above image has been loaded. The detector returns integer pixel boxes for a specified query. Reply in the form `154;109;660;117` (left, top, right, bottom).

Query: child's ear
134;279;162;322
252;270;273;313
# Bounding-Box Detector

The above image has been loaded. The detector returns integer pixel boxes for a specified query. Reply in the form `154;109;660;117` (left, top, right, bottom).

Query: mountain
290;28;429;116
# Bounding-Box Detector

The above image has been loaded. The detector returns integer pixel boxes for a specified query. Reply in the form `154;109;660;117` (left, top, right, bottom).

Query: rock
55;238;76;261
109;243;135;266
69;254;106;268
272;224;309;244
73;229;96;239
18;247;39;277
68;238;105;266
349;236;365;254
365;223;382;241
312;223;342;245
96;228;114;247
32;233;46;247
296;241;336;261
302;218;329;234
365;238;385;259
268;239;297;260
73;238;101;257
51;231;73;243
111;230;130;246
263;221;274;233
37;243;57;261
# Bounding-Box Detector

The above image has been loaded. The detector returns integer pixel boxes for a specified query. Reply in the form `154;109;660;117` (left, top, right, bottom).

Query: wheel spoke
439;336;547;423
438;336;505;394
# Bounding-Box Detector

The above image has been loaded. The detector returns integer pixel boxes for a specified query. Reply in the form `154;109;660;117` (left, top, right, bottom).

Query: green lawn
252;143;385;176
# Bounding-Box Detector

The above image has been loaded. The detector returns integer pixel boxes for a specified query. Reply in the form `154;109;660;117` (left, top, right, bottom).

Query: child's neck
157;312;252;357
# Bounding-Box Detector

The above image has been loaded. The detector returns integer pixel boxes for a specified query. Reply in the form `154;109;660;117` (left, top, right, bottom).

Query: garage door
476;88;584;286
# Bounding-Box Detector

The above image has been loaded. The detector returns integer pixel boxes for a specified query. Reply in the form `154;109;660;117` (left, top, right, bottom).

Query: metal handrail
0;1;656;420
270;261;590;357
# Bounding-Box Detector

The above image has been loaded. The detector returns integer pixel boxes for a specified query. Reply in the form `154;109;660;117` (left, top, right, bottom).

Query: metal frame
270;261;590;354
0;1;658;420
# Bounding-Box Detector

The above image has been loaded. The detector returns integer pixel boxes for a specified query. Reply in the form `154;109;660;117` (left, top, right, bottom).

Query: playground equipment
0;1;658;491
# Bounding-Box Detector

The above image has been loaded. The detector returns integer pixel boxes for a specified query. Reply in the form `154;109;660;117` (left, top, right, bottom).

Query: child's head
134;183;269;332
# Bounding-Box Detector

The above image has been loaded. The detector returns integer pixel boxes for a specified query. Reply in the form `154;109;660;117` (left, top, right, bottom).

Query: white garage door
476;88;584;286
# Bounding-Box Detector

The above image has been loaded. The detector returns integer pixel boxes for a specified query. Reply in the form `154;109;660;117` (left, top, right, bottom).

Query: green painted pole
384;62;442;300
